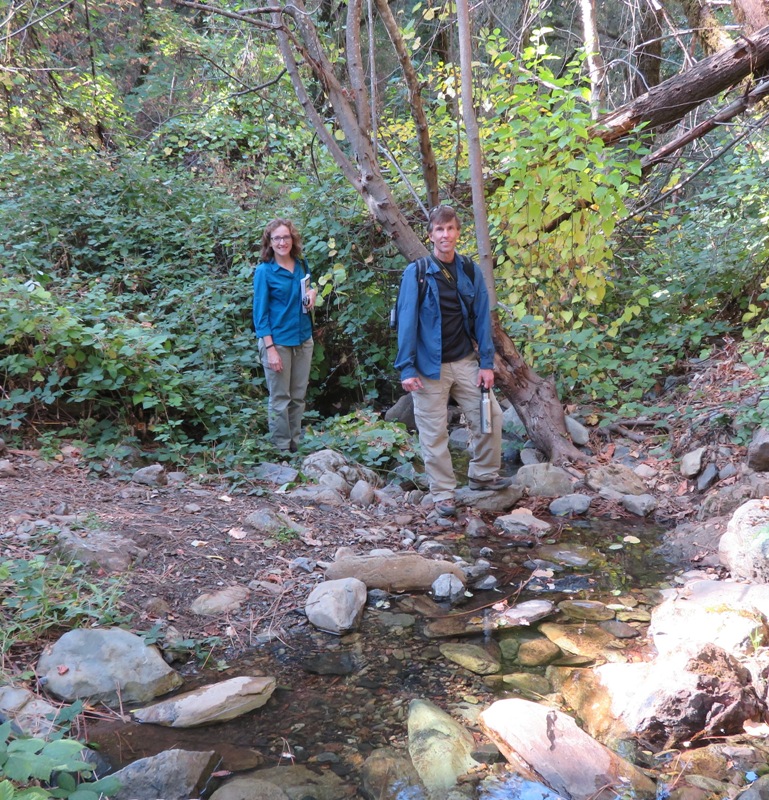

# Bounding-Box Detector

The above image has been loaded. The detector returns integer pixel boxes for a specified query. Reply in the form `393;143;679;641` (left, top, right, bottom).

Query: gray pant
259;338;314;451
412;354;503;502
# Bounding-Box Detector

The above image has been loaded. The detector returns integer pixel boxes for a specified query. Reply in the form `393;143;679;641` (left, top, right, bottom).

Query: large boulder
37;628;182;707
719;499;769;581
479;698;655;800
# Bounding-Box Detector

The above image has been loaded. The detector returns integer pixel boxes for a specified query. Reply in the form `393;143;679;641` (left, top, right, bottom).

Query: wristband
266;344;276;350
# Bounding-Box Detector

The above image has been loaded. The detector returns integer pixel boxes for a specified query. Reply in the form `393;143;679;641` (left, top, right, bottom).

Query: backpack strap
415;257;429;307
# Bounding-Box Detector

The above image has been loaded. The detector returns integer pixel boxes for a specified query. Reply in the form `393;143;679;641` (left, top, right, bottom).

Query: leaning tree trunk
491;315;585;464
593;24;769;143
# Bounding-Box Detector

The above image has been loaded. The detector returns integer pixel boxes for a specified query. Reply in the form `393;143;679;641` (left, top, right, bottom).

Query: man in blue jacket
394;205;511;517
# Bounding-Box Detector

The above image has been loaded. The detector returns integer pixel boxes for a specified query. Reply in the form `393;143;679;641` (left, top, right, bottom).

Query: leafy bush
0;722;119;800
302;411;415;471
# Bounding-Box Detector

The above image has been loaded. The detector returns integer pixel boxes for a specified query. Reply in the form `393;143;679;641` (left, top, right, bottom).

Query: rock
54;528;148;573
501;673;552;696
560;643;763;749
305;577;367;635
519;448;545;465
287;485;346;506
495;509;552;537
191;585;249;616
538;622;617;662
319;471;351;497
109;749;218;800
479;699;656;800
698;471;769;520
439;642;501;675
252;462;299;485
516;637;562;666
681;446;707;478
0;459;18;478
585;463;647;496
407;699;479;797
385;393;417;430
565;416;590;446
37;628;182;707
514;464;576;497
132;676;276;727
697;463;719;492
431;573;466;604
424;599;555;638
300;448;379;487
325;552;465;592
211;765;355;800
535;543;601;568
244;508;304;536
558;600;614;622
349;479;375;507
454;483;524;512
131;464;167;486
649;579;769;655
747;428;769;472
211;777;289;800
361;747;428;800
621;493;657;517
0;685;61;737
549;494;592;516
719;499;769;581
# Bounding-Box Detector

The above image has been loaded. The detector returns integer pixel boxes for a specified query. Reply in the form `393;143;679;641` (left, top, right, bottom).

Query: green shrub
0;722;120;800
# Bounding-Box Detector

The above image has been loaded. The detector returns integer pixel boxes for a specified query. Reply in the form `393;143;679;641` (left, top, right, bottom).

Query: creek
84;514;675;797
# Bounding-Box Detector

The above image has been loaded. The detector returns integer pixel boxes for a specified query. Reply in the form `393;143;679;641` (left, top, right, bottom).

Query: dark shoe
289;441;298;453
468;476;513;491
435;500;457;517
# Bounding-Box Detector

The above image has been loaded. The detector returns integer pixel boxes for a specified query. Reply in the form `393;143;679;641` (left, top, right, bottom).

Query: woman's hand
305;287;318;310
266;345;283;372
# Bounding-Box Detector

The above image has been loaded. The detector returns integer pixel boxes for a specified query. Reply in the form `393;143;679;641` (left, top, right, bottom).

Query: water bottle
480;386;492;434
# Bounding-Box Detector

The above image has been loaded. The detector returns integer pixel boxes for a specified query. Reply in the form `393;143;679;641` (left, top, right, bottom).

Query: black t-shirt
434;258;474;364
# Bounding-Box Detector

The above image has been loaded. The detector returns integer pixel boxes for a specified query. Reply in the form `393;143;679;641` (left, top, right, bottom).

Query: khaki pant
412;354;503;502
259;338;314;451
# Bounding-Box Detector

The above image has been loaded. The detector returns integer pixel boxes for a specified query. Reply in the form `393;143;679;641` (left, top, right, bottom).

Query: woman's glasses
271;235;292;243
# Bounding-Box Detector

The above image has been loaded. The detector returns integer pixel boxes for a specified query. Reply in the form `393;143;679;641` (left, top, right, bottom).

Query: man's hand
477;369;494;389
402;377;423;392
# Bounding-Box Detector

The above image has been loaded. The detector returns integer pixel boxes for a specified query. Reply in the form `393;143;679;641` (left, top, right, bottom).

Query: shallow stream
85;515;675;796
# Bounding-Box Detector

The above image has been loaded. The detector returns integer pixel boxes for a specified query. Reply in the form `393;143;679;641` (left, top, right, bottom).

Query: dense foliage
1;0;768;469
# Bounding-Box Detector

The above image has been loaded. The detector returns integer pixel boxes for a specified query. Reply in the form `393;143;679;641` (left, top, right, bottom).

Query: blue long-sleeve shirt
394;254;495;381
252;259;312;346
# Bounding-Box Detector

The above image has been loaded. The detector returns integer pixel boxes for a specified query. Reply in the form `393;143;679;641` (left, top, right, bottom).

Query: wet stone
501;673;552;697
516;637;562;666
599;619;641;638
558;599;615;621
439;642;502;675
301;651;363;675
617;609;651;623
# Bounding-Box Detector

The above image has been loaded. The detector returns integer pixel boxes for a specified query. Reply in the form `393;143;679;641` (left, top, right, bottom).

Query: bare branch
374;0;440;208
172;0;281;31
345;0;371;133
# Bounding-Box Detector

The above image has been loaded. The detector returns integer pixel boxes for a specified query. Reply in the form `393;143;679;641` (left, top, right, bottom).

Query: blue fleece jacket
394;254;495;381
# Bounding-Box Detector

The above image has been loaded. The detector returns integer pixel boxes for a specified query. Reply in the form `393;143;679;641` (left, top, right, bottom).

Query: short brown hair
260;218;303;262
427;205;461;233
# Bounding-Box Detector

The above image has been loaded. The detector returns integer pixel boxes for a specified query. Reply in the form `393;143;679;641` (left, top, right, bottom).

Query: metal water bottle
480;386;492;434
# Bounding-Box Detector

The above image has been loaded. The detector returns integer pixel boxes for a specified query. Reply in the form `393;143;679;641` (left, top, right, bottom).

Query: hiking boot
435;500;457;517
468;476;513;492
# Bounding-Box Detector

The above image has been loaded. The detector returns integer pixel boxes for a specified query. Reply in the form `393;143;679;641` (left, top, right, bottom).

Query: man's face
429;219;460;261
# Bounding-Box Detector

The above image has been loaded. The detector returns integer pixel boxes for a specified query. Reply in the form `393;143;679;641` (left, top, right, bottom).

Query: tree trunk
678;0;734;54
492;314;585;464
593;24;769;143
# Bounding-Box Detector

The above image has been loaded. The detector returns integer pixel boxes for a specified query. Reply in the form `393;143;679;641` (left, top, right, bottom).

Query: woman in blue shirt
253;219;316;452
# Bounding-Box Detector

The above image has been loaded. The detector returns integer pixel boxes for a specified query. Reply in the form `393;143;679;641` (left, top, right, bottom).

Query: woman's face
270;225;293;258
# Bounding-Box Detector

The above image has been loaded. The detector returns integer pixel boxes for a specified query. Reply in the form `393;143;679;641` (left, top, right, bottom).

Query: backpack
389;255;475;330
